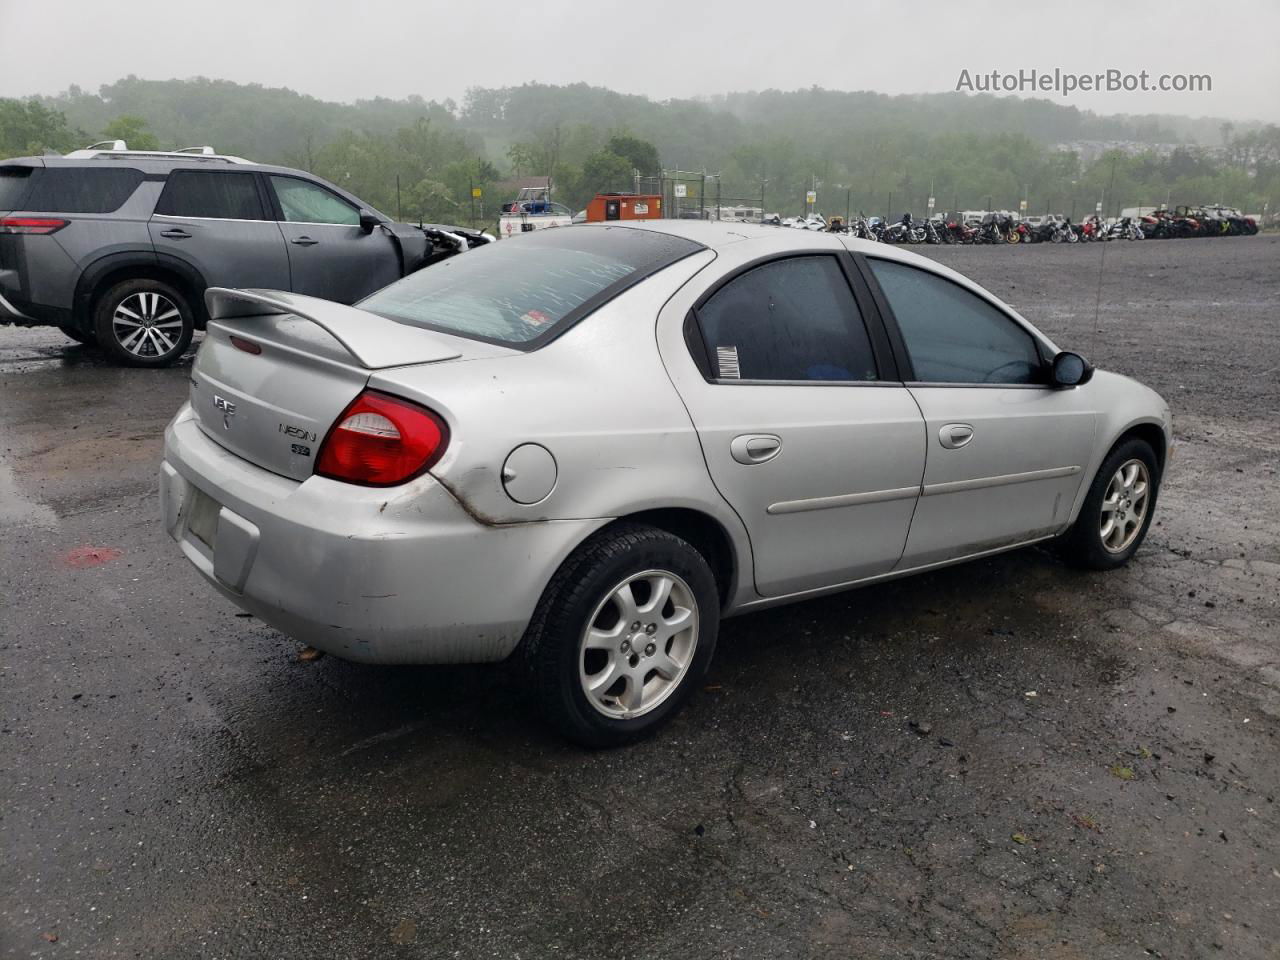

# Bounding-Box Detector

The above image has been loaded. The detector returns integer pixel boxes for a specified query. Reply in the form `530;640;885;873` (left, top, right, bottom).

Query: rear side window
22;167;144;214
694;256;879;382
360;226;703;348
155;171;265;220
867;258;1044;384
0;168;35;209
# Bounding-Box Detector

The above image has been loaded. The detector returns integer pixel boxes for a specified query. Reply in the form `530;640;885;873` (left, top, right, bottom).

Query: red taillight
0;217;69;235
315;390;448;487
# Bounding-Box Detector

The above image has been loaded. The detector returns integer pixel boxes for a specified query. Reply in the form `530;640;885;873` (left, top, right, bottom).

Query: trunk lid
191;288;494;481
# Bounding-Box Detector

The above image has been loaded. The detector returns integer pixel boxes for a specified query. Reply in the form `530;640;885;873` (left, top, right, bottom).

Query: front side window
694;256;878;382
23;167;144;214
867;258;1043;384
270;176;360;225
360;225;702;347
154;171;265;220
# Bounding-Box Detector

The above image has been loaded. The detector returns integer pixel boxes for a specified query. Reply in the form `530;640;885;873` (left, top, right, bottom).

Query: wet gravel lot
2;236;1278;959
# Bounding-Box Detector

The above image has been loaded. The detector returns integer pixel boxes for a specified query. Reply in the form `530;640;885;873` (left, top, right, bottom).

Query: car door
669;250;926;598
149;169;291;292
266;174;401;304
860;255;1097;568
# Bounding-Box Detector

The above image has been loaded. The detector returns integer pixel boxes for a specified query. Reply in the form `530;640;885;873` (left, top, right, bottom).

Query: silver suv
0;141;486;366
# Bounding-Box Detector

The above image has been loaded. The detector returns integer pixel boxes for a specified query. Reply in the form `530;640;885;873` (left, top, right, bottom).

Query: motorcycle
882;213;924;244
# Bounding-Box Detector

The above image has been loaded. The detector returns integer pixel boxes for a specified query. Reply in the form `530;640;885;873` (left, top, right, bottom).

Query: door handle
290;236;319;246
939;423;974;449
159;228;191;239
730;434;782;464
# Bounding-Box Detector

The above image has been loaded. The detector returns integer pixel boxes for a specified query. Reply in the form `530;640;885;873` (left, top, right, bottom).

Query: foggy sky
2;0;1276;123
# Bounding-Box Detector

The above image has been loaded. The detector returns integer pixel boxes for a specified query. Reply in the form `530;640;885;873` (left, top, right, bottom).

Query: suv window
270;176;360;225
155;171;265;220
0;168;34;209
22;167;144;214
360;225;702;347
867;258;1043;384
694;256;878;382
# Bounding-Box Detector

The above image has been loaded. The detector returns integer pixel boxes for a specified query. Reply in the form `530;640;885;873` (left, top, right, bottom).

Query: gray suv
0;142;486;366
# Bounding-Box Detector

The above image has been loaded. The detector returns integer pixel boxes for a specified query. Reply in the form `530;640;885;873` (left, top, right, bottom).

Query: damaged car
0;141;489;366
160;222;1172;745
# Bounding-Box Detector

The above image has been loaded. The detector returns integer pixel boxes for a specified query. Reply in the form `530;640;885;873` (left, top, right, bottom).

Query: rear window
21;167;144;213
0;168;34;210
155;171;265;220
359;226;703;348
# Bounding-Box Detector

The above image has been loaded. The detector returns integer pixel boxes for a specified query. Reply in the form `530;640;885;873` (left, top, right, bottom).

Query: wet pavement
2;236;1278;959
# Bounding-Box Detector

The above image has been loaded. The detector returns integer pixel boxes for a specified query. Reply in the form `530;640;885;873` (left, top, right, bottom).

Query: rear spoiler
204;287;461;369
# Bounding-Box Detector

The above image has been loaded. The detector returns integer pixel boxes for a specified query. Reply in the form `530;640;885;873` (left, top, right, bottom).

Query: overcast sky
2;0;1276;123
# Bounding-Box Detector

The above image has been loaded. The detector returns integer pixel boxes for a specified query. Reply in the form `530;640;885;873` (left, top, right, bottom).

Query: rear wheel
1058;437;1160;570
524;523;719;747
93;278;194;367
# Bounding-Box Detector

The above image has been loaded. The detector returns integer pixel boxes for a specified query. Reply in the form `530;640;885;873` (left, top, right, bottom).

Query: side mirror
358;209;380;234
1051;351;1093;387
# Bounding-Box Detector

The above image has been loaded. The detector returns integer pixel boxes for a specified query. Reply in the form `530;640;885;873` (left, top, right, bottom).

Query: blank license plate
186;487;220;548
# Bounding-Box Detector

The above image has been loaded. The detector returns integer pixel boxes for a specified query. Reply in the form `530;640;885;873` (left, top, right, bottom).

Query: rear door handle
290;236;319;246
159;228;191;239
730;434;782;464
939;423;974;449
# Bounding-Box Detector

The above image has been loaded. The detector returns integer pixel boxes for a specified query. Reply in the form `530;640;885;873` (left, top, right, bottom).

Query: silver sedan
160;222;1172;745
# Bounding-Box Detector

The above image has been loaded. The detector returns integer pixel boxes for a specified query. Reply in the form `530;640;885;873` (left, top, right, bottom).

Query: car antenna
1092;155;1120;353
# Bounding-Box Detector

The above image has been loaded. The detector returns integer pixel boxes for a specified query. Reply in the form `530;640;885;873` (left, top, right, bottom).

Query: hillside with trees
2;77;1276;226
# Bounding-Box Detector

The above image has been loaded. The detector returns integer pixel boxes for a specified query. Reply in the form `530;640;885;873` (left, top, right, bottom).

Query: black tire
93;278;194;367
523;522;720;747
60;326;98;346
1058;437;1160;570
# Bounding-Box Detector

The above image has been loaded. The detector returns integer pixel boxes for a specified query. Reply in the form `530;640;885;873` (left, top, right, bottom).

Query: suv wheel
93;279;194;367
524;523;720;747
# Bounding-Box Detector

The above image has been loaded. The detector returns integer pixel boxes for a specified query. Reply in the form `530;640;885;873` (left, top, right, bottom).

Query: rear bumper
161;404;606;664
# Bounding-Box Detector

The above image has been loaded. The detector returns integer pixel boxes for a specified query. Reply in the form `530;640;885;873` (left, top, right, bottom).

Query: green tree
0;98;79;156
579;150;633;201
100;114;160;150
605;134;660;177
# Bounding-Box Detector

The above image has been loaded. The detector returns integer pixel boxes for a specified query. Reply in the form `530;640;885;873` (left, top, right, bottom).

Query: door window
693;256;878;382
867;258;1043;384
154;171;266;220
270;176;360;226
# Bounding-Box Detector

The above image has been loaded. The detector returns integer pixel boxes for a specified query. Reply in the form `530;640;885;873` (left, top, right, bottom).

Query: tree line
2;77;1277;226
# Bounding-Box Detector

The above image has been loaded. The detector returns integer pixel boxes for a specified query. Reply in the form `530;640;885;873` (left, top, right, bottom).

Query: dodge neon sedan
160;222;1171;745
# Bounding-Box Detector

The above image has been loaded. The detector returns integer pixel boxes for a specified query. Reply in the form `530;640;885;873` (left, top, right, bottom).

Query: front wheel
93;278;194;367
1058;438;1160;570
524;523;720;747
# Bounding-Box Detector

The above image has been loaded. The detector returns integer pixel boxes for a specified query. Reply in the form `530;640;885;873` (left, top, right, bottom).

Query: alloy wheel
1100;458;1151;553
579;569;699;720
111;291;184;359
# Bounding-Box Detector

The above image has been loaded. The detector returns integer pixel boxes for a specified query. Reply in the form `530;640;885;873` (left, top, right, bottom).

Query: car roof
2;155;338;180
590;218;889;258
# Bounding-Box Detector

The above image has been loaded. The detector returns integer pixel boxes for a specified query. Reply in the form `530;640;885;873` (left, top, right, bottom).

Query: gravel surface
2;235;1278;959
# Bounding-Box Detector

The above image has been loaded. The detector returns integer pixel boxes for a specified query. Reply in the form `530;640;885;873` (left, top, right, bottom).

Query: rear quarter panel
370;248;755;596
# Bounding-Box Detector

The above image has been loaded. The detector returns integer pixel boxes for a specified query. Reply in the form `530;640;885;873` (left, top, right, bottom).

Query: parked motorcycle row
776;204;1260;245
